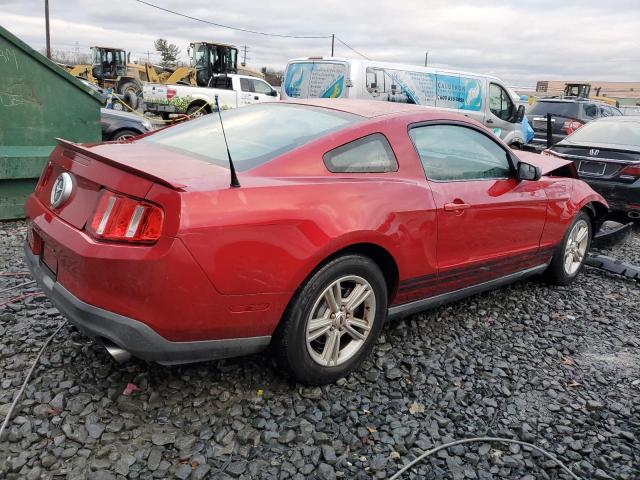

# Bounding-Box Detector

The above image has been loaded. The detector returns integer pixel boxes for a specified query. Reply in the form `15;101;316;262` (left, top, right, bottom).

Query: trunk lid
35;139;232;229
549;144;640;181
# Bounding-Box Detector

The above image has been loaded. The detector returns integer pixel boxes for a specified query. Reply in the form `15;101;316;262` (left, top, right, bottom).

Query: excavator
66;46;147;108
66;43;262;108
563;83;620;107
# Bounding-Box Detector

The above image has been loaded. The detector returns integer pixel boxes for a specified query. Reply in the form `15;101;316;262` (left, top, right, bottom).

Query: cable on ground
0;292;43;308
0;321;67;439
390;436;581;480
0;280;36;295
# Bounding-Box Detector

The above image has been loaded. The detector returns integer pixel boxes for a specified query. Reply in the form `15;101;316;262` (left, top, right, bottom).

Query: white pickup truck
143;74;280;118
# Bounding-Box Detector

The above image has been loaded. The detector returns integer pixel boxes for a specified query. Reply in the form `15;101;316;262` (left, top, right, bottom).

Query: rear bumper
25;245;271;365
144;102;177;114
581;178;640;214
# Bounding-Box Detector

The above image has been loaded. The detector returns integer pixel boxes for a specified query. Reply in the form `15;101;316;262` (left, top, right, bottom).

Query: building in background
535;80;640;106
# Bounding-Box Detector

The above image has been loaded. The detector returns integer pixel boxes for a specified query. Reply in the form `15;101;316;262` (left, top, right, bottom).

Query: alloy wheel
563;219;589;276
305;275;376;367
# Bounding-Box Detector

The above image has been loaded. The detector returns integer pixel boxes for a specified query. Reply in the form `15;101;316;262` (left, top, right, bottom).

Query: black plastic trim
388;263;549;320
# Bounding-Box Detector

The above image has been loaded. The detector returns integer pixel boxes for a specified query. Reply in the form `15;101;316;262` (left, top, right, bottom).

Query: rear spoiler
56;138;186;190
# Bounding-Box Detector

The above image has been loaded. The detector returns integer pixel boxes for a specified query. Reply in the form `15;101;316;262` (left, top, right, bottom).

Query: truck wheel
273;255;388;385
187;104;209;117
119;81;140;109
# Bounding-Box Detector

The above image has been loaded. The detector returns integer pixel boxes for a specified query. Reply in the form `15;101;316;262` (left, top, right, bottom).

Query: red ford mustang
25;100;608;385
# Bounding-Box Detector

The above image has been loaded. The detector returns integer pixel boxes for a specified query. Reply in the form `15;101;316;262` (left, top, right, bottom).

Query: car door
239;77;258;105
251;78;277;103
408;123;548;294
487;82;516;139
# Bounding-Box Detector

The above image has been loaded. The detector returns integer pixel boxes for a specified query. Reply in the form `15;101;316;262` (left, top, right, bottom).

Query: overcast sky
3;0;640;86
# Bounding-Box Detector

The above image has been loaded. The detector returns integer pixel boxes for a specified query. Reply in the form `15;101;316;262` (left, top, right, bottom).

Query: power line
334;36;371;60
134;0;329;39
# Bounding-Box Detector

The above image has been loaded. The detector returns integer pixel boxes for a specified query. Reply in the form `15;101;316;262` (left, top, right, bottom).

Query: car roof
536;97;610;106
100;108;144;122
280;99;443;119
594;115;640;124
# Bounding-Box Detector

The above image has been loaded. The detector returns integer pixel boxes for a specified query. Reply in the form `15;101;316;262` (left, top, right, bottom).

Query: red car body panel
24;100;608;359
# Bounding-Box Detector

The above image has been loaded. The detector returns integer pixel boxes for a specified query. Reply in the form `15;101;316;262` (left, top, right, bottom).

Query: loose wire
334;37;371;60
0;322;67;439
134;0;329;39
390;436;581;480
0;280;36;295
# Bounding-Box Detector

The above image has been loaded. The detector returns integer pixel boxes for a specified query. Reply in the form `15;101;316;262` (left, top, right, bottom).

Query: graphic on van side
284;62;346;98
367;68;483;111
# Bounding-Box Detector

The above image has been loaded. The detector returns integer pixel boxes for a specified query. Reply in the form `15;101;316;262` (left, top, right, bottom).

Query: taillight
620;165;640;177
87;190;164;243
35;161;54;194
166;88;177;100
563;120;583;135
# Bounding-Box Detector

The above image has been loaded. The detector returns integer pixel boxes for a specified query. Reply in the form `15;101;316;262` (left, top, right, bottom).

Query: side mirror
514;104;525;123
269;89;278;97
518;161;541;181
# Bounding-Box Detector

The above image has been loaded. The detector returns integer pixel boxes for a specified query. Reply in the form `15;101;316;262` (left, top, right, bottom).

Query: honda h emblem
589;149;599;156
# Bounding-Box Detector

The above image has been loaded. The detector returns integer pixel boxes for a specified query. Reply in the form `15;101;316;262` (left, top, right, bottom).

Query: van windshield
139;103;359;171
283;62;347;99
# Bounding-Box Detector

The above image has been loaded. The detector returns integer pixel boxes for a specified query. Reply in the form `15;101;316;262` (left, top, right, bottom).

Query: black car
546;116;640;221
100;108;153;141
526;98;623;151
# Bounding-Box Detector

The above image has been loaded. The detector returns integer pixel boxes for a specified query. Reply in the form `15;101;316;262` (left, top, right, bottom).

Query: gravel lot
1;219;638;480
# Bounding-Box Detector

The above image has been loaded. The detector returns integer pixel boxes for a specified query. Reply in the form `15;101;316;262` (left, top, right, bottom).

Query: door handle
444;202;471;212
486;118;494;124
254;95;259;100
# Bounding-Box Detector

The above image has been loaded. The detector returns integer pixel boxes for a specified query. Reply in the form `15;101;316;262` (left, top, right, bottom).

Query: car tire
273;255;388;385
545;210;592;285
111;129;140;141
186;104;209;117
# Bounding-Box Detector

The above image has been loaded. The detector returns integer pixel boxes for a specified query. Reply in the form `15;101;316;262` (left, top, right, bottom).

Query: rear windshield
529;101;580;118
564;119;640;147
139;103;358;170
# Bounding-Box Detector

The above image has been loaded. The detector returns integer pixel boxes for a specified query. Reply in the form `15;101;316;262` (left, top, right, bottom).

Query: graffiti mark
0;91;28;107
0;47;19;70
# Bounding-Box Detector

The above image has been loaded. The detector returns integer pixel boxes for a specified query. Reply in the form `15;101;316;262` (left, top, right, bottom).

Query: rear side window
323;134;398;173
140;104;359;171
529;101;580;119
409;124;512;181
583;104;598;119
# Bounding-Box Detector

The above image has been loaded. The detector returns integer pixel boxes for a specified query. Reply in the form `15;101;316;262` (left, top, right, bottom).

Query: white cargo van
281;57;526;146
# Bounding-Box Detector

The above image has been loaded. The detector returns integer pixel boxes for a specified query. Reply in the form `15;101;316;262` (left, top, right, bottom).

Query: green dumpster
0;25;102;220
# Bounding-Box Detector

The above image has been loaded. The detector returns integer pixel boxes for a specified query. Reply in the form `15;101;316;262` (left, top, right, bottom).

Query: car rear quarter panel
177;114;439;307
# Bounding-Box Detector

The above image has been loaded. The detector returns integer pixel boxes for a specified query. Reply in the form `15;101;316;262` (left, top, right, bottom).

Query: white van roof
286;56;504;83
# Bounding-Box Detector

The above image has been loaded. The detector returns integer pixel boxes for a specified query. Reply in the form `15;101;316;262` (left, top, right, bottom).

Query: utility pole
144;50;152;63
44;0;51;59
424;51;428;67
241;45;248;66
331;34;335;56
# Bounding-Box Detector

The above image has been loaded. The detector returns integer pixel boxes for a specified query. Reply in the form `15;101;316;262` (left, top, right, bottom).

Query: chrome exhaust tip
628;211;640;219
104;341;131;363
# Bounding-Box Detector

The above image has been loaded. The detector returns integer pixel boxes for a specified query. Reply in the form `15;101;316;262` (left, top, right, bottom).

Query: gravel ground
1;219;638;480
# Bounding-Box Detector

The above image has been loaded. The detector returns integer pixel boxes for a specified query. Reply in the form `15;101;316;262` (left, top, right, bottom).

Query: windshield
139;104;359;170
564;119;640;147
529;101;580;118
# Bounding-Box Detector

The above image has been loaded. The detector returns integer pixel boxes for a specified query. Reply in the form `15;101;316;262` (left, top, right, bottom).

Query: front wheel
274;255;388;385
186;104;209;117
545;211;592;285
